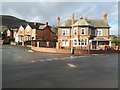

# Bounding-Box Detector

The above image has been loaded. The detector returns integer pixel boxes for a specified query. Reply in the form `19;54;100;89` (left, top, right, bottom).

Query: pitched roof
59;18;110;28
74;18;92;26
39;25;46;29
28;22;45;29
60;19;78;27
86;19;110;28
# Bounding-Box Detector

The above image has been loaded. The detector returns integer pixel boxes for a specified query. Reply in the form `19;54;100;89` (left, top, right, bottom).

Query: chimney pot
46;22;48;26
57;16;60;26
72;13;74;25
104;12;107;21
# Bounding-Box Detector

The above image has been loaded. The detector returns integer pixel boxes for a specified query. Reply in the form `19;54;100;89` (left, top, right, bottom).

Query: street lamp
88;36;90;55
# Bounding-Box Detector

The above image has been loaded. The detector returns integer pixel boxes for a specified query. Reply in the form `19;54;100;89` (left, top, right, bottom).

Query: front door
92;41;96;49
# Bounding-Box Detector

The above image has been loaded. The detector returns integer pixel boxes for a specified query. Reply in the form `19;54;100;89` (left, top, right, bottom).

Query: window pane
85;39;87;45
81;29;85;34
74;40;77;45
74;30;77;35
78;40;80;45
81;39;84;45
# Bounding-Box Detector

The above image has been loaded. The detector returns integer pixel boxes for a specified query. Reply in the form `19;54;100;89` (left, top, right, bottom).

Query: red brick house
16;22;54;45
58;13;111;50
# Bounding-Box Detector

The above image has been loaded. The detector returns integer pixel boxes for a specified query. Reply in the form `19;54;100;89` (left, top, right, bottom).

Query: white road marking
18;56;22;58
67;63;76;68
31;61;35;62
28;55;90;63
40;59;48;62
28;50;33;52
46;59;53;61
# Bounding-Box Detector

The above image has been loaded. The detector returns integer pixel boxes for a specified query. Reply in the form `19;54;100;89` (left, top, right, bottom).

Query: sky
0;1;119;36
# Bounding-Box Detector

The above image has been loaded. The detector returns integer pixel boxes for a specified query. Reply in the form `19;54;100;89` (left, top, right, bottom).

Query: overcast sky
1;2;118;35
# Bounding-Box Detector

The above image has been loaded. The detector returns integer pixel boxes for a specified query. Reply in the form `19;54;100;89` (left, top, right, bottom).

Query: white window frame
7;29;10;36
78;39;81;45
74;39;77;46
62;40;69;46
84;39;87;45
81;28;85;35
95;29;102;36
26;31;29;35
74;39;79;46
79;39;87;46
20;29;23;35
62;29;69;36
74;28;77;35
81;39;84;45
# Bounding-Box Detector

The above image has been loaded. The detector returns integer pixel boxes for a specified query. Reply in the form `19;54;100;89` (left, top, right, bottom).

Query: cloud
1;2;118;35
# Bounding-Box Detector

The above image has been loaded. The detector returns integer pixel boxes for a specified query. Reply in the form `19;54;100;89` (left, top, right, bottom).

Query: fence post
56;42;59;49
37;41;39;47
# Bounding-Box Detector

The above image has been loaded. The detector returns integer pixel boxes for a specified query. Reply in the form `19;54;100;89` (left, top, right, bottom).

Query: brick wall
36;27;54;40
31;46;119;54
31;46;71;54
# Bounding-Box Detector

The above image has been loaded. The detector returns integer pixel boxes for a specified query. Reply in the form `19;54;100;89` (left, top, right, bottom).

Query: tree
111;37;120;46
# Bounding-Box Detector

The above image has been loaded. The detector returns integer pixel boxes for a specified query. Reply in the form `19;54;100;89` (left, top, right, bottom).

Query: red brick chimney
57;16;60;26
104;13;107;21
72;13;74;25
46;22;48;26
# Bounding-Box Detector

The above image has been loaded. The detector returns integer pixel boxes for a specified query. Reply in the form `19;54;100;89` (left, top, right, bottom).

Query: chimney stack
104;12;107;21
57;16;60;26
72;13;74;25
46;22;48;26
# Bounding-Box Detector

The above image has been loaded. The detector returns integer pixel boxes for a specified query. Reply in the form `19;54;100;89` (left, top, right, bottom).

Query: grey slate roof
28;22;45;29
74;18;92;26
86;19;110;28
59;18;110;28
60;19;78;27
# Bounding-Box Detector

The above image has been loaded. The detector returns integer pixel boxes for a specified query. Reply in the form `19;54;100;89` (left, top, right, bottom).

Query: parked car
2;38;10;44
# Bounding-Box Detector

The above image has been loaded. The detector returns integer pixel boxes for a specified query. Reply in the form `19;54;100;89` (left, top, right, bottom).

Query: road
2;45;118;88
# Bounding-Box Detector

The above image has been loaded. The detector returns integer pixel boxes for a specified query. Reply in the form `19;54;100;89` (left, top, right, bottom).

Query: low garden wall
31;46;119;55
31;46;71;54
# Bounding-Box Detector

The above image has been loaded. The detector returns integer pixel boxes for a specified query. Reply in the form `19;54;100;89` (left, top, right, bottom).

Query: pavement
1;45;118;88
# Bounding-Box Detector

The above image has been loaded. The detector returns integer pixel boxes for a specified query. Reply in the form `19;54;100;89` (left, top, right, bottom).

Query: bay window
62;40;69;46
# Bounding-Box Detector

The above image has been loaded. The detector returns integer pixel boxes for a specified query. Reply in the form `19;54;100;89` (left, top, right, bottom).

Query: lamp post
88;36;90;55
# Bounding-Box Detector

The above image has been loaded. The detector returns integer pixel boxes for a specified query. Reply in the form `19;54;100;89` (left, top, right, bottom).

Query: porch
90;37;111;50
